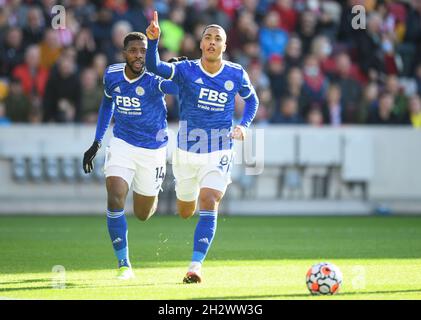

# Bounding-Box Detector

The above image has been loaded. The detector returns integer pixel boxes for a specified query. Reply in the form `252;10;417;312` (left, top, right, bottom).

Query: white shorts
172;148;233;202
104;137;167;196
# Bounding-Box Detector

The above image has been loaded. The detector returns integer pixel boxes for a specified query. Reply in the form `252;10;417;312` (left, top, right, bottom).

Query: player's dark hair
123;32;146;49
201;24;226;38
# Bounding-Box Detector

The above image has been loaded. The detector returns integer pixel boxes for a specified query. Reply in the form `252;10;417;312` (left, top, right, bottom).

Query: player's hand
168;56;188;63
146;11;160;40
231;125;246;141
83;141;101;174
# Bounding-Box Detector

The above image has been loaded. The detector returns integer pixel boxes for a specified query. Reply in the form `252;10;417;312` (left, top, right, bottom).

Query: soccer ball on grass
306;262;342;295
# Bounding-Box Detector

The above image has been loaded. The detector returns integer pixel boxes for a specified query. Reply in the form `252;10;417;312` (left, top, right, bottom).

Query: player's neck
124;65;144;80
200;58;223;74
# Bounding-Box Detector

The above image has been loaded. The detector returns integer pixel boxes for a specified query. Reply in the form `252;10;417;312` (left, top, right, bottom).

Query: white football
306;262;343;295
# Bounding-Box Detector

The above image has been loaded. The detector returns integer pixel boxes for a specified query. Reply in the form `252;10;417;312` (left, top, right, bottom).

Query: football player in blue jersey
82;32;178;280
146;12;259;283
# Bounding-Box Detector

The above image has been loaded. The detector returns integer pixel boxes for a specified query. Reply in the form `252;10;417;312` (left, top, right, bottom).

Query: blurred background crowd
1;0;421;128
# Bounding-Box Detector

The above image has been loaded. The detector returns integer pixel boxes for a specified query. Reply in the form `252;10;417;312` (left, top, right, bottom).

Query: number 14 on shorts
155;166;165;182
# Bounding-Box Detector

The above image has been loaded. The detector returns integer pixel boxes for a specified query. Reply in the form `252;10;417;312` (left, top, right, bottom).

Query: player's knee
199;191;222;210
134;204;157;221
176;199;196;219
178;209;194;220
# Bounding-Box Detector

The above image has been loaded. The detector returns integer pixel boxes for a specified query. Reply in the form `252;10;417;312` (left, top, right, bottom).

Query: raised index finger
153;11;158;24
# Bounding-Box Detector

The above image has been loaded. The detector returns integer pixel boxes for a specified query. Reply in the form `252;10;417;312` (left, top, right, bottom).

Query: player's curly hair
123;32;147;48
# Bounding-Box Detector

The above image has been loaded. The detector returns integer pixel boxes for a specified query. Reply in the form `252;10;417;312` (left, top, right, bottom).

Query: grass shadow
194;288;421;300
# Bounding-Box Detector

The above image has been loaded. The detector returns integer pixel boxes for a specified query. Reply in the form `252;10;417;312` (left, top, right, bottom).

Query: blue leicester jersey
168;59;255;153
103;63;168;149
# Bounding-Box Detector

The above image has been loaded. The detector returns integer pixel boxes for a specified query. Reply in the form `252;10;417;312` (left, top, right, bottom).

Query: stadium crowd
0;0;421;127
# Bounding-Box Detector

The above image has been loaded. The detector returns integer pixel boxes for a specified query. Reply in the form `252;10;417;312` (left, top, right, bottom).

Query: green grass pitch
1;215;421;300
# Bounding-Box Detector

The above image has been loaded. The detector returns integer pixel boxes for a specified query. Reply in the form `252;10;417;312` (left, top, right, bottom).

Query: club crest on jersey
136;86;145;96
224;80;234;91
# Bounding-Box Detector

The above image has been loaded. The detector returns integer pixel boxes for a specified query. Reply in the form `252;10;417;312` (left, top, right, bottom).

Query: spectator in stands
80;68;102;124
71;0;96;27
358;82;380;124
367;92;402;125
179;33;201;59
0;0;421;128
0;27;25;76
39;28;62;70
269;0;298;33
39;0;56;27
270;95;304;124
329;52;363;123
74;27;97;68
322;84;346;126
160;7;185;54
104;20;132;64
403;0;421;73
385;75;409;123
105;0;129;19
282;67;308;117
43;55;81;123
356;12;385;81
0;8;8;46
4;77;31;123
317;0;341;40
416;64;421;97
307;107;324;127
267;54;285;102
297;10;319;55
283;36;303;72
236;0;264;25
409;94;421;128
227;11;259;62
248;60;270;92
92;53;108;83
302;54;329;112
91;7;114;51
259;10;289;62
0;79;7;101
56;9;80;48
311;35;336;75
12;45;49;103
241;40;261;66
337;0;366;45
254;88;272;126
22;6;45;46
7;0;28;28
197;0;231;31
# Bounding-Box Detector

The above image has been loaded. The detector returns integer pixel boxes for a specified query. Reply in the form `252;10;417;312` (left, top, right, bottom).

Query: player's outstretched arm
82;94;113;174
145;11;175;79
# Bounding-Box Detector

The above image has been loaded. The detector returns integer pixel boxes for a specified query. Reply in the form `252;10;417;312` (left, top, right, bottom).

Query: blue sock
192;210;217;264
107;209;130;268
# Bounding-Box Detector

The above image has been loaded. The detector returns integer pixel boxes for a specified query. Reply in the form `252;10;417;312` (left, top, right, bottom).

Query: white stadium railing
0;125;420;215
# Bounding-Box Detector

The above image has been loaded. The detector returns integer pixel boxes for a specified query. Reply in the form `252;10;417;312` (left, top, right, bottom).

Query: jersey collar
123;64;145;83
198;59;225;78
